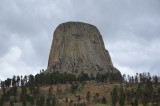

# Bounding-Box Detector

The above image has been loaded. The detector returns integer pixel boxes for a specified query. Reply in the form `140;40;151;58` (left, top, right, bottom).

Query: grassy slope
0;81;159;106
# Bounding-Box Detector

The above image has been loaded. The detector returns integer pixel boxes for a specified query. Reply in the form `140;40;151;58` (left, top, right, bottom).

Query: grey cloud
0;0;160;79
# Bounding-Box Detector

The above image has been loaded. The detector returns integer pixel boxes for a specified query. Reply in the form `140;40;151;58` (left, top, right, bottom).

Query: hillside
0;72;160;106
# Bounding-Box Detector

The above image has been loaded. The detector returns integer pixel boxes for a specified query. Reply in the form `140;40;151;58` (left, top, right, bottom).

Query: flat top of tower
58;21;97;28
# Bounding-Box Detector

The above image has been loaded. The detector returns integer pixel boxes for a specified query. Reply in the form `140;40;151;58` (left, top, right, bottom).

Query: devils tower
46;22;120;75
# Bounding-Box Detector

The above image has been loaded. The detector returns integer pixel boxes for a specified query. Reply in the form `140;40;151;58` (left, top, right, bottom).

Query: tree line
110;81;160;106
0;71;123;88
123;72;159;85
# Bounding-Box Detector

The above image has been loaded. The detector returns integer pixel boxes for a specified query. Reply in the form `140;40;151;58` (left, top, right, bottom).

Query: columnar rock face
46;22;120;75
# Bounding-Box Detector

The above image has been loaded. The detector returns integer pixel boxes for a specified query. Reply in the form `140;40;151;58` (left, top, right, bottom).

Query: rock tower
46;22;120;75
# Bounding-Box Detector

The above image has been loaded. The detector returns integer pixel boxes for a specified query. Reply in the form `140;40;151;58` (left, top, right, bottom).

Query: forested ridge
0;71;160;106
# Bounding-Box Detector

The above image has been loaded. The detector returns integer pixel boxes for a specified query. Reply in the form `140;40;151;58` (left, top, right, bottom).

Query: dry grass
0;82;159;106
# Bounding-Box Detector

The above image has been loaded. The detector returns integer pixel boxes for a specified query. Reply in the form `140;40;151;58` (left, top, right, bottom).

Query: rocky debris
46;22;120;75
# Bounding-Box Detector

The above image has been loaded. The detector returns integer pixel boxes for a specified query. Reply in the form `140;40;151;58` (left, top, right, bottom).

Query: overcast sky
0;0;160;80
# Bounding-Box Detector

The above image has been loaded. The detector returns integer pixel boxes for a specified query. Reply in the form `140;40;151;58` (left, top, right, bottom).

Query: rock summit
46;22;120;75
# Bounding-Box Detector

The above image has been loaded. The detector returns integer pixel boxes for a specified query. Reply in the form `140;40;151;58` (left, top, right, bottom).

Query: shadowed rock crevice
46;22;120;75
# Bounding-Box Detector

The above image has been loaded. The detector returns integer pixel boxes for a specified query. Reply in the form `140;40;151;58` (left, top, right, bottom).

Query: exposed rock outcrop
46;22;120;75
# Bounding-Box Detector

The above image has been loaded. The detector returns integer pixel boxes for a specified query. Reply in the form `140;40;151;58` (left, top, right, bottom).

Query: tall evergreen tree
16;76;20;86
12;76;16;87
22;99;26;106
39;96;45;106
134;98;138;106
111;86;118;106
102;96;107;104
119;86;125;106
48;87;53;98
10;100;14;106
52;97;56;106
86;91;91;102
46;97;51;106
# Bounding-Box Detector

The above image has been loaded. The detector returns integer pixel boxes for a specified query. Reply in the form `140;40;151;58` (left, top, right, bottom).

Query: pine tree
22;99;26;106
16;76;20;86
46;97;51;106
13;96;17;103
52;97;56;106
2;88;5;95
30;96;34;105
4;78;11;87
10;100;14;106
70;83;78;93
102;96;107;104
134;98;138;106
0;97;4;106
39;96;45;106
111;86;118;106
48;87;53;98
65;98;68;105
78;95;81;101
142;97;147;106
36;98;40;106
12;76;16;87
119;86;125;106
86;91;91;102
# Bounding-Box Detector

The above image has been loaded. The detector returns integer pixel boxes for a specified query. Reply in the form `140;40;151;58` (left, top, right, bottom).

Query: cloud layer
0;0;160;79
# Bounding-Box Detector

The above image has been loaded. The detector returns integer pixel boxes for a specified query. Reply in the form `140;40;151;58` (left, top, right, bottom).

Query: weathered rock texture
46;22;120;75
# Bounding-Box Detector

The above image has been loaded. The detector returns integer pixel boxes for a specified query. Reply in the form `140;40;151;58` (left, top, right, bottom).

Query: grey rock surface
46;22;120;75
